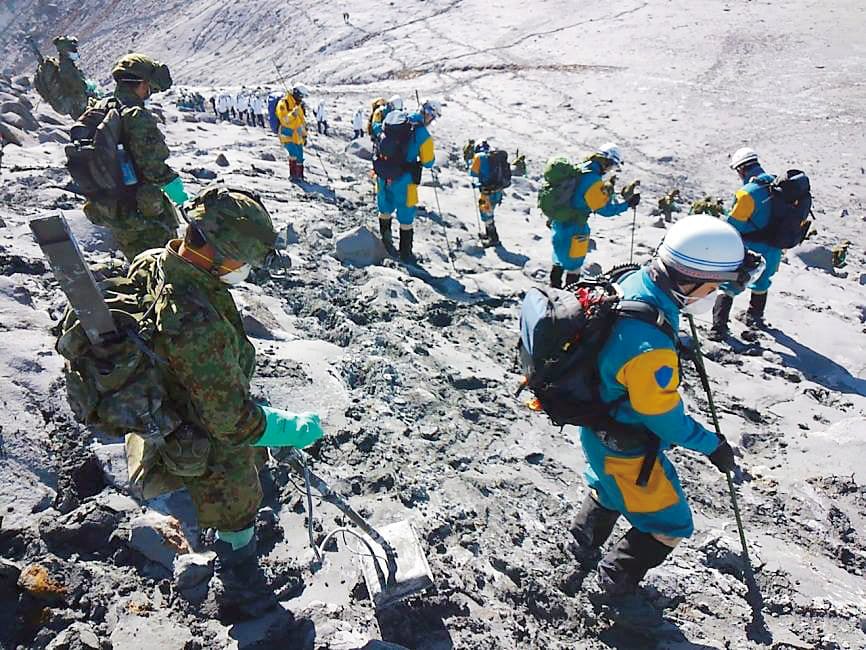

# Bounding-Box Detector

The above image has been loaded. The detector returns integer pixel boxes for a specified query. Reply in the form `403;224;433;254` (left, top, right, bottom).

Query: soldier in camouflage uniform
83;54;186;261
53;36;93;119
128;183;324;620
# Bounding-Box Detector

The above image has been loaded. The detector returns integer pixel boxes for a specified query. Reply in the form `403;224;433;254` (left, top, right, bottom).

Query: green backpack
538;156;588;225
54;260;181;441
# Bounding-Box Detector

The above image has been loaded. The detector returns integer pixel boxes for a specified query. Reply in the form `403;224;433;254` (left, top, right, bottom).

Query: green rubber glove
253;405;324;448
162;176;189;207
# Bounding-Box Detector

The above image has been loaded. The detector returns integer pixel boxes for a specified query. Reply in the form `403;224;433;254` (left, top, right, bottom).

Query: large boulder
45;623;101;650
335;225;387;267
128;511;192;570
345;139;373;161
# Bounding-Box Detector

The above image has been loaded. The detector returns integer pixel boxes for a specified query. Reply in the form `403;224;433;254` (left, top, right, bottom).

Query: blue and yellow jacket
570;159;629;218
468;151;491;183
595;267;720;455
407;122;435;171
725;166;774;236
276;95;307;146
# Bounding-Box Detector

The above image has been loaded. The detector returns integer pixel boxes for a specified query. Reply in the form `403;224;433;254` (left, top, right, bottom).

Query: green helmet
187;184;277;267
111;53;173;92
53;35;79;53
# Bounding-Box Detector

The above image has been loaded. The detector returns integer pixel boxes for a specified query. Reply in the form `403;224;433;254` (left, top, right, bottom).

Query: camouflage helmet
186;184;277;267
53;36;79;53
111;53;173;92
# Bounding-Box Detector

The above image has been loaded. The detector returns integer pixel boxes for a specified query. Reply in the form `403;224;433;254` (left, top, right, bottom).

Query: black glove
627;193;641;208
708;437;736;473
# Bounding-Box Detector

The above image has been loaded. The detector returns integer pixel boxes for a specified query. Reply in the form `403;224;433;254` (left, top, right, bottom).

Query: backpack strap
616;299;676;343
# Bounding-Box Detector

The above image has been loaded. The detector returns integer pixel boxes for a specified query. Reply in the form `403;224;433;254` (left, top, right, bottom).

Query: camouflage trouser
112;217;177;261
182;441;265;531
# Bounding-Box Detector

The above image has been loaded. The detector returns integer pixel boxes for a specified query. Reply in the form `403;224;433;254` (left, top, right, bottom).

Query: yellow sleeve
276;100;290;127
729;189;755;222
584;179;610;212
470;155;481;175
615;348;681;416
419;136;435;166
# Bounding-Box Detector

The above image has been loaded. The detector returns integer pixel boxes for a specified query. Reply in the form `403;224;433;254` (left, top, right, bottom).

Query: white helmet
292;84;310;98
658;215;745;282
383;109;408;126
422;99;442;119
388;95;404;110
729;147;759;170
597;142;623;167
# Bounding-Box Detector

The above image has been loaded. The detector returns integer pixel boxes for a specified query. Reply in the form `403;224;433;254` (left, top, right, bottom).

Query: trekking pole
313;147;333;185
431;170;459;276
685;314;754;572
470;183;484;237
629;206;637;264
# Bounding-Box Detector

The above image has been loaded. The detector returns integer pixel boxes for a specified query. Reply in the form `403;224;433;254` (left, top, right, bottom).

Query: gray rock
276;222;300;246
359;643;411;650
313;223;334;238
173;552;215;591
46;622;101;650
345;140;373;161
110;611;193;650
36;111;66;126
335;226;387;267
0;558;21;584
38;128;69;144
128;511;192;570
0;120;26;145
93;442;129;489
260;151;277;161
215;153;230;167
189;167;218;180
41;501;122;554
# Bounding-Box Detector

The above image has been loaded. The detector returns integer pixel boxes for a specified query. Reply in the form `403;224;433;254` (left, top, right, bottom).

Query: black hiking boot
379;218;395;253
549;264;564;288
208;536;278;623
568;493;620;571
709;293;734;341
481;221;500;247
589;528;674;631
740;292;768;328
399;228;416;263
564;272;581;289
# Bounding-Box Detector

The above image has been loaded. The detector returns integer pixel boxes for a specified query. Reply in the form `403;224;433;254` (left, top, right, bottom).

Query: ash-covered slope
1;1;866;649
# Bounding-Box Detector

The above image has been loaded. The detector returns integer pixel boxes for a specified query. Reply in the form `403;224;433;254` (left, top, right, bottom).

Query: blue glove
253;405;324;448
161;176;189;207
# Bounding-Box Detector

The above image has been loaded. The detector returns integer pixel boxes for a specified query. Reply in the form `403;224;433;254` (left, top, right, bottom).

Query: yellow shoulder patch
729;189;755;222
584;179;610;212
615;348;681;416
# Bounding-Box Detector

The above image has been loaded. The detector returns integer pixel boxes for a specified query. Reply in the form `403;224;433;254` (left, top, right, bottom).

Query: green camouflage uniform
129;241;266;531
84;84;179;261
57;53;90;119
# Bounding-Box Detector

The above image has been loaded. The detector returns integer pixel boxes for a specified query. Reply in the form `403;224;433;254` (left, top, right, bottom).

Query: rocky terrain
1;1;866;649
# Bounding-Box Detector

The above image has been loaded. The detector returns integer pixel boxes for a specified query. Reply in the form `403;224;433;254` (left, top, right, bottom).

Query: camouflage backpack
55;259;179;440
55;258;210;495
33;57;68;115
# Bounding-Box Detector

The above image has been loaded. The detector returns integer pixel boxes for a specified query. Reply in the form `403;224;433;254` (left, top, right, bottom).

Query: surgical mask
67;52;80;62
219;263;251;285
680;292;717;315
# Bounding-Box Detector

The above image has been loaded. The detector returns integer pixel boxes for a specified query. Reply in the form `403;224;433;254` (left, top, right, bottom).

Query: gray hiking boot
709;293;733;341
585;573;665;632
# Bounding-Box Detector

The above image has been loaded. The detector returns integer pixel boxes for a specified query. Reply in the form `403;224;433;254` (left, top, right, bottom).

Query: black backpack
516;266;676;439
745;169;813;249
480;149;512;192
373;121;415;181
65;98;132;201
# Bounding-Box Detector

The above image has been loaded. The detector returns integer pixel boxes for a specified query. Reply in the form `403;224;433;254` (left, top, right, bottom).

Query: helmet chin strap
182;241;229;278
651;259;703;307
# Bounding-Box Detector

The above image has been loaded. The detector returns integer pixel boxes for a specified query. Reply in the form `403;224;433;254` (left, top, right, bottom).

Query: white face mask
219;263;251;285
67;52;80;61
680;292;717;315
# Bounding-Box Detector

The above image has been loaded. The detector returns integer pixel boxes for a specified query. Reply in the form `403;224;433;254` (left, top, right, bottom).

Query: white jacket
216;93;231;113
352;109;364;131
315;102;327;121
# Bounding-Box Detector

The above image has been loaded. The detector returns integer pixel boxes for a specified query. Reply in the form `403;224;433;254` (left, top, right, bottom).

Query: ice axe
283;448;433;609
685;314;772;644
